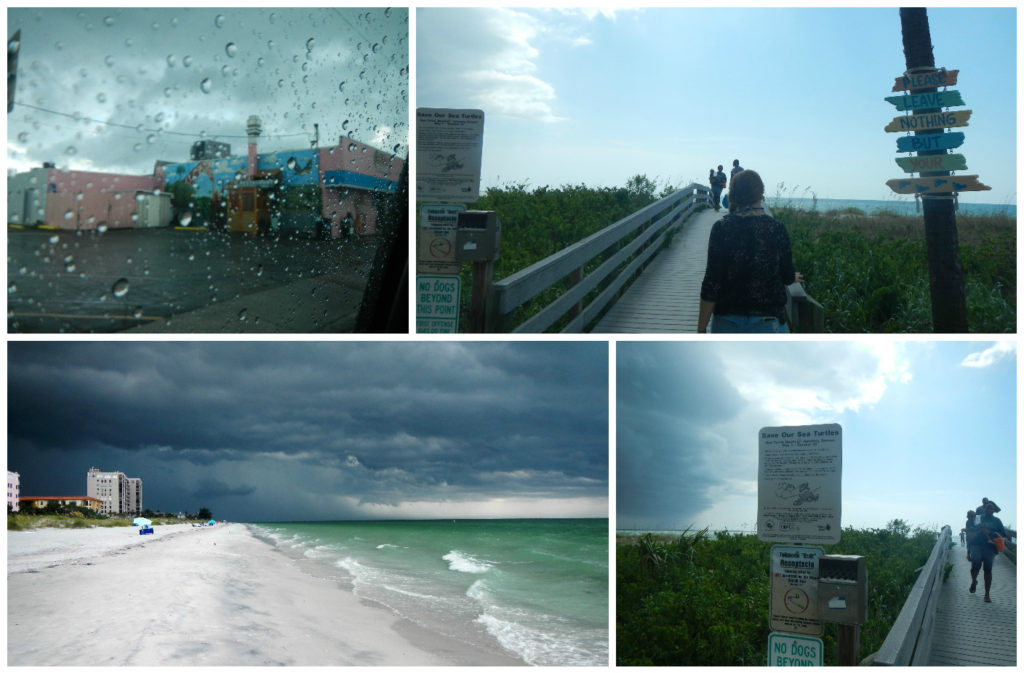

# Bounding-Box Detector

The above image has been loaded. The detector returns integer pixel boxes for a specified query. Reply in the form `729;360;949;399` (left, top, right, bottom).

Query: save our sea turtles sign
883;67;990;195
757;424;842;544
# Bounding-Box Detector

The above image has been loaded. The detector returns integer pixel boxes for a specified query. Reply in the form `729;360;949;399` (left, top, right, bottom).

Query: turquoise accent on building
323;170;396;193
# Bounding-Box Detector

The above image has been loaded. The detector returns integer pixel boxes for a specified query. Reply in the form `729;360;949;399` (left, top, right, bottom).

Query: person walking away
715;165;727;208
697;169;803;333
959;527;966;546
709;169;721;211
964;509;979;561
968;501;1007;603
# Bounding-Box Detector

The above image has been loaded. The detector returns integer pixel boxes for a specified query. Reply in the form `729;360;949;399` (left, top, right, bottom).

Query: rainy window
7;8;408;333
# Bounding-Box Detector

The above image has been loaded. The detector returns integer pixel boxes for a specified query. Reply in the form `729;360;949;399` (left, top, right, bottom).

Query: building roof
20;496;102;502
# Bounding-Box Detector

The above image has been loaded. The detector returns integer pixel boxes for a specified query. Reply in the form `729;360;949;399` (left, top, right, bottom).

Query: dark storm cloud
8;8;408;175
616;342;744;529
8;341;608;520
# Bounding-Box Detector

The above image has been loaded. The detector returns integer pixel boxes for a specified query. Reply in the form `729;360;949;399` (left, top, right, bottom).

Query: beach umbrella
132;517;152;527
208;520;216;525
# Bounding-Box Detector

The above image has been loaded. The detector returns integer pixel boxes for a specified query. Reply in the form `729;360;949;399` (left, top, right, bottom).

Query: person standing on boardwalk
697;169;803;333
710;166;726;211
730;159;744;184
968;501;1007;603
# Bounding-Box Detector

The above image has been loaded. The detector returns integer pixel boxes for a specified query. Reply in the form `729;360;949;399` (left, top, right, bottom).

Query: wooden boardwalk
592;207;722;333
926;544;1017;665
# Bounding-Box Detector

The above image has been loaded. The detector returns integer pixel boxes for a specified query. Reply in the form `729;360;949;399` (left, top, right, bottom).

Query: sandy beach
7;522;516;665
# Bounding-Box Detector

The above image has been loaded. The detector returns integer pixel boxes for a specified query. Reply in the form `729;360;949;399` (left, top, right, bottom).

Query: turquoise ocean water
766;196;1016;218
249;519;608;666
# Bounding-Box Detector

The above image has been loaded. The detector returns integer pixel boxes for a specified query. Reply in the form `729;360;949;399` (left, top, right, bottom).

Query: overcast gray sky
8;341;609;522
617;340;1016;533
7;7;408;176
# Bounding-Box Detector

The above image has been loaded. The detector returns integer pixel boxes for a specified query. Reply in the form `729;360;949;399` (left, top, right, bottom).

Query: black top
700;213;797;318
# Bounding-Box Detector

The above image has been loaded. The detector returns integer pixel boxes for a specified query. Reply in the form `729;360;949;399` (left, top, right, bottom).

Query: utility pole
898;8;968;332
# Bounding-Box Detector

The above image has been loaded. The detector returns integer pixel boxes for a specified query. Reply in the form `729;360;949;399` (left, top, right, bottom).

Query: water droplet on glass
104;16;115;27
201;78;212;94
277;79;284;88
256;57;264;67
287;157;297;170
183;55;193;68
104;55;114;67
215;14;225;28
342;119;349;130
96;93;107;103
225;42;237;57
238;309;248;322
393;144;401;153
98;223;108;233
306;37;315;50
112;278;130;297
256;265;263;277
65;261;77;273
17;131;28;142
146;134;156;144
166;54;175;67
65;146;77;155
133;306;144;318
372;43;380;53
48;235;59;244
64;210;74;221
348;143;356;152
180;213;193;226
133;143;142;152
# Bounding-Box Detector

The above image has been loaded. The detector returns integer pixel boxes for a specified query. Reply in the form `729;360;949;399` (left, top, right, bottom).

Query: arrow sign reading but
896;131;965;153
886;175;991;195
895;153;968;173
885;89;965;111
884;109;971;133
892;69;959;92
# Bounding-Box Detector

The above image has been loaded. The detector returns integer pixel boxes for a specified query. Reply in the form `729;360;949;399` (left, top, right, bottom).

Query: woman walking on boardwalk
968;500;1007;603
697;169;802;333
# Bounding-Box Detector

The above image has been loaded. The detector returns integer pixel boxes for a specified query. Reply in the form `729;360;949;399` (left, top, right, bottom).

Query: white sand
7;523;455;665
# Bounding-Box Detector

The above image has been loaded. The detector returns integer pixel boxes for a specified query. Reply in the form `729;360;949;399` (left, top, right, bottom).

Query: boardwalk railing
872;525;952;666
481;184;712;333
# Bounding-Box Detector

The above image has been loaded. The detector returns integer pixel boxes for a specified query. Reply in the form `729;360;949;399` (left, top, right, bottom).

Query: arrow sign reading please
892;69;959;92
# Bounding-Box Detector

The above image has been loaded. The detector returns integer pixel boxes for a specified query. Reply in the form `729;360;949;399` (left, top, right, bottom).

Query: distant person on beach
968;500;1007;603
730;159;743;183
959;528;966;546
697;169;803;333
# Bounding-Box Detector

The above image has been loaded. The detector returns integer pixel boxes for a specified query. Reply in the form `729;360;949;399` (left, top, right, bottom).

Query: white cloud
962;341;1016;368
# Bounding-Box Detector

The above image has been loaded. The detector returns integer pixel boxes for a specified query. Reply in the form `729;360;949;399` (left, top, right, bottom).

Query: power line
12;101;309;140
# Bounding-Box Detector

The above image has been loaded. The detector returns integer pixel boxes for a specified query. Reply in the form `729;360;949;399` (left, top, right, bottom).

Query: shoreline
7;522;521;665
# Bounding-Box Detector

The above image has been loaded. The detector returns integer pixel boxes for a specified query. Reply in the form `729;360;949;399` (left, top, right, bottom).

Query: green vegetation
8;503;214;530
617;520;939;666
778;207;1015;333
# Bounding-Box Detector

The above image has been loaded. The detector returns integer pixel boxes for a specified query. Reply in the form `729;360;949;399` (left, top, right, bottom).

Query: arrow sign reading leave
892;69;959;92
895;154;967;173
896;131;965;153
884;109;971;133
885;175;991;195
885;90;965;111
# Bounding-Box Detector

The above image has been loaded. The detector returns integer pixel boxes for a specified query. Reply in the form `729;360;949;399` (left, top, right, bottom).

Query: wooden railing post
468;260;494;332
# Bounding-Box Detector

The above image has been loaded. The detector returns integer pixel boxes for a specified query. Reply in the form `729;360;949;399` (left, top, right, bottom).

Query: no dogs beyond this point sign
758;424;842;544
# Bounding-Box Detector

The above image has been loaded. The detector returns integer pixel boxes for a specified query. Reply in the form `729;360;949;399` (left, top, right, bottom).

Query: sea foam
443;550;492;574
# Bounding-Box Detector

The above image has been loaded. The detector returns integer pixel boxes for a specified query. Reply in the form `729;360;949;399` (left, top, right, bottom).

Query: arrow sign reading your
884;110;971;133
895;154;968;173
886;175;991;195
884;90;965;111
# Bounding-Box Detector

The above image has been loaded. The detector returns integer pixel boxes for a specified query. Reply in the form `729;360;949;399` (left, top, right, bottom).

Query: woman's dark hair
728;169;765;210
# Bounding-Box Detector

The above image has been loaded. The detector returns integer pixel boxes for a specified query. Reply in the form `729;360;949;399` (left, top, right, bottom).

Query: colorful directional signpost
884;66;990;194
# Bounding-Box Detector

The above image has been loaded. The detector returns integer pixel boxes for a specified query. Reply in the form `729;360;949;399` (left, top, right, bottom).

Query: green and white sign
416;275;461;333
768;633;823;666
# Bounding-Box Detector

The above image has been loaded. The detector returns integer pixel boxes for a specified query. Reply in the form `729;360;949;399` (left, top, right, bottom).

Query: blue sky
417;7;1017;205
616;340;1017;535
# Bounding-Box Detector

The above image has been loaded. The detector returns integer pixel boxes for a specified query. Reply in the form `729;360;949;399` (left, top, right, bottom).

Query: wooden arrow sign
886;175;991;195
896;131;965;153
885;90;965;111
885;110;971;133
892;69;959;92
895;154;968;173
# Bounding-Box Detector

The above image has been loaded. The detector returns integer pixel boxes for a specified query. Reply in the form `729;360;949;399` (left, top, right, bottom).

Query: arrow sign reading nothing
885;110;971;133
885;175;991;195
885;90;965;111
892;69;959;92
896;132;965;153
895;154;968;173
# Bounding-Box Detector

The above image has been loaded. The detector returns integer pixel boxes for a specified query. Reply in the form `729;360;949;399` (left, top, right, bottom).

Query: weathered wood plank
895;153;968;173
884;109;972;133
925;545;1016;666
896;131;964;153
884;90;965;111
892;68;959;92
886;175;991;194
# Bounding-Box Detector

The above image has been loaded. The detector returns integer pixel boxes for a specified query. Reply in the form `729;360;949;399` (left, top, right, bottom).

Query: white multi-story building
7;471;20;512
86;467;143;515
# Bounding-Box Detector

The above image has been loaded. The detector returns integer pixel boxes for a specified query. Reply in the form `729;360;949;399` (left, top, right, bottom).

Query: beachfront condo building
7;471;20;512
19;496;103;512
86;467;143;515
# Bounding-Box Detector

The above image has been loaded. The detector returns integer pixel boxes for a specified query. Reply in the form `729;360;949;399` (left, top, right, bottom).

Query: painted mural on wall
162;149;320;197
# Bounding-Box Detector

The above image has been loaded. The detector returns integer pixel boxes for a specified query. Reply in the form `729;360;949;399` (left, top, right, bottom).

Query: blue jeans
711;314;788;333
